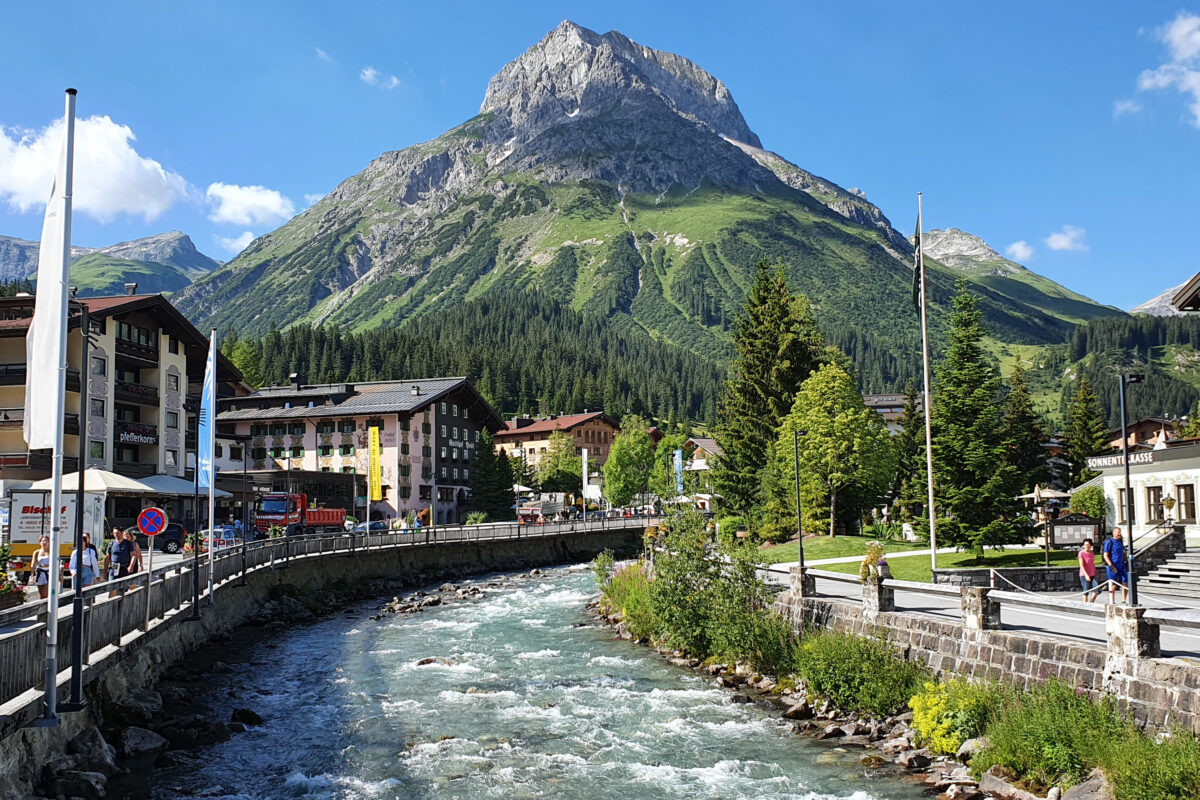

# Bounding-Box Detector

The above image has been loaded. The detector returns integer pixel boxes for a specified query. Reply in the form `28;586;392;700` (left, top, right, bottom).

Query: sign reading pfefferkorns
137;506;168;537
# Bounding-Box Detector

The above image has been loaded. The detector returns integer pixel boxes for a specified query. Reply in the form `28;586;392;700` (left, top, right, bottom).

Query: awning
29;468;153;494
140;474;232;499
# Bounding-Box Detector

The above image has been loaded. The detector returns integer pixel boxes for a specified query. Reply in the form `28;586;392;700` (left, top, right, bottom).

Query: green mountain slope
70;253;196;297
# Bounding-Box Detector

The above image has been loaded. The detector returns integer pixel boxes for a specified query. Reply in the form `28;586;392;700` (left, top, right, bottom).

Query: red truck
254;493;347;536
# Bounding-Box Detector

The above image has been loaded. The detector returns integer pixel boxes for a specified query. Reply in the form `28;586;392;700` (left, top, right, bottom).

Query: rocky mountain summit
1131;282;1188;317
920;228;1015;274
96;231;221;275
0;236;94;281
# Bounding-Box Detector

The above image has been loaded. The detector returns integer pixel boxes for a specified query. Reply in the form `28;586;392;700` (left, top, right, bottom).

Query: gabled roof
493;411;618;438
685;437;723;457
1172;272;1200;313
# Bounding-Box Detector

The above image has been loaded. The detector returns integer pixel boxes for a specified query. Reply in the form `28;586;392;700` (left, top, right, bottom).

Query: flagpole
206;329;216;605
38;88;77;725
917;192;938;574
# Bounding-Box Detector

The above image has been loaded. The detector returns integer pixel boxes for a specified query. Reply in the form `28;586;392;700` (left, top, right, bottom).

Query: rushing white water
148;565;925;799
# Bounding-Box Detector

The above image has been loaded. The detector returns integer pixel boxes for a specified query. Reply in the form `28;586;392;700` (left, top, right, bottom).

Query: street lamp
793;428;806;570
1118;373;1144;606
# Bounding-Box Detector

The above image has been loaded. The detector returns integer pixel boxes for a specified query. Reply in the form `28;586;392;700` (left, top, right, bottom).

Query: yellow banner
368;426;383;502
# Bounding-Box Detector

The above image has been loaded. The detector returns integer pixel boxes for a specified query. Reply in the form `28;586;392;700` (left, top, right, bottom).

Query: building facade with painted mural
216;376;503;525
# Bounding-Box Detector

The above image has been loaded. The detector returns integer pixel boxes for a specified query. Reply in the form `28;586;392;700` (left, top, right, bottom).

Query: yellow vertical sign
368;426;383;502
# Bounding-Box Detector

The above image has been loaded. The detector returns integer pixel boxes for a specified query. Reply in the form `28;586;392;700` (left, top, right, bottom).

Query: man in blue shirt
1102;527;1129;604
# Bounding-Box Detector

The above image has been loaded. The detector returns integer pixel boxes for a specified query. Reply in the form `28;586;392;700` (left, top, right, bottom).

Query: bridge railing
0;516;659;712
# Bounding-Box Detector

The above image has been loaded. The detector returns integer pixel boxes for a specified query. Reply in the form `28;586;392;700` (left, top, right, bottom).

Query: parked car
353;520;389;533
124;522;187;554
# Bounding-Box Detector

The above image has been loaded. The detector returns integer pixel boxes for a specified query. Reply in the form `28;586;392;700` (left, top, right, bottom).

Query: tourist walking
1077;538;1100;602
1102;527;1130;604
102;527;122;581
126;529;144;574
30;535;52;600
109;529;135;597
68;533;100;588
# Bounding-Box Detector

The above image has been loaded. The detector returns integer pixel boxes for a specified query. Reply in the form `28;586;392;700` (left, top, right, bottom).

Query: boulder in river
231;708;264;726
120;726;169;758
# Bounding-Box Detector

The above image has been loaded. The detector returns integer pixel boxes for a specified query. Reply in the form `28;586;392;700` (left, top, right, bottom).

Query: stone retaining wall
774;591;1200;735
933;566;1080;591
0;528;641;798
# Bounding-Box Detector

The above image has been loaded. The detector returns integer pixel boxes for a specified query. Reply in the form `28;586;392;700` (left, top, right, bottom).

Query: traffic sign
137;507;168;537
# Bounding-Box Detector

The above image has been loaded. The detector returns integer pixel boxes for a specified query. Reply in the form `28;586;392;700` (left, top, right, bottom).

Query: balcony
0;451;78;473
113;460;156;478
0;408;79;435
114;420;158;446
115;337;159;365
114;379;160;406
0;363;81;392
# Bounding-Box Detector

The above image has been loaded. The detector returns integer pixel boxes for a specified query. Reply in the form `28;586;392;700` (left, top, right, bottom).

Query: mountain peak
99;231;220;274
920;228;1011;271
480;21;761;148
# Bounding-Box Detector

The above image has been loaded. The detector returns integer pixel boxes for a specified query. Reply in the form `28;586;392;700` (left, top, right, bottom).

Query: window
400;485;411;499
419;485;431;501
451;448;459;461
320;467;331;473
90;398;105;418
289;423;305;437
230;446;243;462
290;445;303;458
166;411;179;429
271;424;286;437
90;356;106;376
440;447;447;459
1117;488;1135;524
339;420;355;434
270;446;284;459
1179;484;1196;521
317;421;334;434
339;444;353;456
168;336;179;355
89;440;104;460
319;445;332;457
440;402;447;414
463;468;469;480
215;443;224;458
399;464;411;477
452;404;459;416
440;425;447;438
166;449;178;467
422;445;431;458
400;442;409;455
440;467;447;479
341;467;355;474
452;426;458;440
452;468;459;480
399;416;409;431
250;424;264;436
366;417;384;431
166;374;179;391
422;466;433;479
475;430;480;442
463;408;469;421
1147;485;1164;522
252;447;267;460
422;421;431;435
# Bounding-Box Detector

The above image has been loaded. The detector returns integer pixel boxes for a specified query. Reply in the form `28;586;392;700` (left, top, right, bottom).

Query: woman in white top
68;533;100;588
31;535;52;599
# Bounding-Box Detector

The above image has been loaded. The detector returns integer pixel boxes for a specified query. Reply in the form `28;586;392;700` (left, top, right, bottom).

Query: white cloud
0;114;189;223
205;182;295;226
1137;12;1200;128
1005;241;1034;261
304;192;325;207
214;230;255;255
1045;225;1088;252
315;47;333;64
360;66;401;90
360;66;380;85
384;75;402;90
1113;99;1143;117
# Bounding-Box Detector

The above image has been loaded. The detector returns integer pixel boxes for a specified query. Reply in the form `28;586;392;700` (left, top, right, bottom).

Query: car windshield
258;499;293;514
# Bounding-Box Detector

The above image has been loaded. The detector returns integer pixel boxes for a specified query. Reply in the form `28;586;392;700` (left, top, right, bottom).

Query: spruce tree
998;361;1048;493
929;281;1008;548
712;261;825;511
891;381;925;522
468;430;515;521
1065;376;1107;485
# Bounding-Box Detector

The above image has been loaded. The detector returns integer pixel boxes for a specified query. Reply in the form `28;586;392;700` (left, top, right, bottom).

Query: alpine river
147;564;926;799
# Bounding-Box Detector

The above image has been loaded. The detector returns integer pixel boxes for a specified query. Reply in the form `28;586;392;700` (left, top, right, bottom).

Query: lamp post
1118;373;1144;606
793;428;806;570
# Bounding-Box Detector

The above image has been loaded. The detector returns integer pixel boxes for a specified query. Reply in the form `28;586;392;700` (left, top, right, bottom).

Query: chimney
411;385;420;396
124;282;138;296
289;372;301;391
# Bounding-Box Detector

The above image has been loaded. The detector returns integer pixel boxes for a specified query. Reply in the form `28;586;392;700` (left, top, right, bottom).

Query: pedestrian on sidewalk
109;529;134;597
1078;538;1100;602
68;533;100;588
30;535;52;600
1102;527;1130;604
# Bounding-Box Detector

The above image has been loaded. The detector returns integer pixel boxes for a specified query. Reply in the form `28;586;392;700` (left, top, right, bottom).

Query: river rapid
144;564;926;800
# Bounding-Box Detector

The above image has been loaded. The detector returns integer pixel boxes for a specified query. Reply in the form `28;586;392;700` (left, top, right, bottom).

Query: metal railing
0;515;659;711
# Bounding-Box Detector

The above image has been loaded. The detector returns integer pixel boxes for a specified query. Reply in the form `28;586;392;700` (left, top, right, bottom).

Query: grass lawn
757;535;927;565
818;547;1079;583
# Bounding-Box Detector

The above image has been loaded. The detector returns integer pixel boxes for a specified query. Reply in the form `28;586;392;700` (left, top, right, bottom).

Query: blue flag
197;332;216;489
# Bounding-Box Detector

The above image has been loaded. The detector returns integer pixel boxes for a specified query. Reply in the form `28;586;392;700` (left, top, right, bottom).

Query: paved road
761;565;1200;660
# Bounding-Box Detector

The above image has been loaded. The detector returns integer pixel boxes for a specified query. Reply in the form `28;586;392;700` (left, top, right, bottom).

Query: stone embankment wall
933;566;1080;591
0;528;641;798
775;591;1200;735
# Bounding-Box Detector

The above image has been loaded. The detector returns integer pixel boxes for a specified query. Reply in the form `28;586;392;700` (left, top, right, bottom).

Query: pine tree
1065;376;1107;485
712;261;825;511
468;430;515;521
999;361;1048;493
891;381;925;522
929;281;1008;549
602;415;657;507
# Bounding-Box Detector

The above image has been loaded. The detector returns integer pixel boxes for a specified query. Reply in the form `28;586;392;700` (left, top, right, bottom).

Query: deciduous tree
603;415;656;507
538;429;582;494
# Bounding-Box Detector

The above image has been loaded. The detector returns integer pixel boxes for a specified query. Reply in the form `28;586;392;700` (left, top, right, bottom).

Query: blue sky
1;1;1197;309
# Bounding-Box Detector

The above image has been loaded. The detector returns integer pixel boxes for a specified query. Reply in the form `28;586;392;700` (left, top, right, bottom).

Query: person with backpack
1102;527;1130;604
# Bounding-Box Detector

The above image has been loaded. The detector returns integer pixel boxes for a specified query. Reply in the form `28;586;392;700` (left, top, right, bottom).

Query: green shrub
649;511;719;657
795;630;927;716
1069;485;1106;523
1100;728;1200;800
716;515;747;546
464;511;488;525
910;678;1005;755
603;563;658;639
591;549;616;588
708;544;797;674
864;522;904;541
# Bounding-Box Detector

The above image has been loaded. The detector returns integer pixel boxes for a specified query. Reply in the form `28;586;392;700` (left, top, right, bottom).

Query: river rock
440;583;458;592
860;754;888;768
46;769;107;800
896;749;931;770
1062;769;1114;800
231;708;264;726
818;723;845;740
881;738;910;755
120;726;169;758
782;698;812;720
956;737;986;763
839;735;873;748
416;657;438;666
108;687;164;726
67;727;118;777
979;766;1045;800
730;694;751;704
839;721;868;737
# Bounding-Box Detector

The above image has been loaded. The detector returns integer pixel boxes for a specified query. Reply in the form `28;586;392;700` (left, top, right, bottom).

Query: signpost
137;507;166;632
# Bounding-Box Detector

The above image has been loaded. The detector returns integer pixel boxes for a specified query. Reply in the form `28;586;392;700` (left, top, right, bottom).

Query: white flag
24;113;73;450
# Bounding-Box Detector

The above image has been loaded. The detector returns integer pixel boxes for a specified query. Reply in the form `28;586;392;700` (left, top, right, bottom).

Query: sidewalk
768;545;963;571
